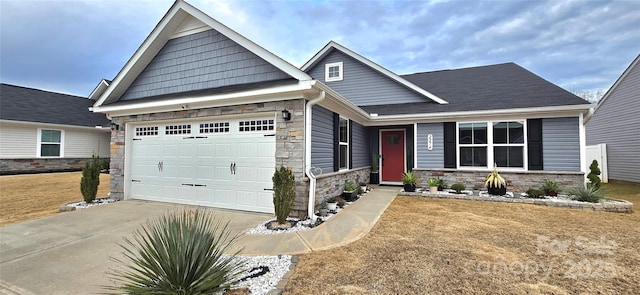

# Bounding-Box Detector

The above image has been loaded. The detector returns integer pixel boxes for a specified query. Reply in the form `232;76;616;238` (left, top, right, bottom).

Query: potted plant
326;196;338;211
370;153;379;184
436;177;447;191
359;182;368;193
485;164;507;195
428;178;439;194
319;200;328;216
541;179;560;196
335;196;346;208
342;181;358;201
402;171;417;192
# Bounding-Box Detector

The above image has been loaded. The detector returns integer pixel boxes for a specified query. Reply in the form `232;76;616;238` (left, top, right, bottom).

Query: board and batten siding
416;123;444;168
311;105;334;175
586;57;640;183
543;117;581;172
121;29;291;100
306;49;426;106
351;121;369;168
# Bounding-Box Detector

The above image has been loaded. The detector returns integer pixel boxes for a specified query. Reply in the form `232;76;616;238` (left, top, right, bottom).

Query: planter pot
319;208;328;216
326;202;337;211
429;186;438;194
360;185;368;193
403;184;416;192
370;172;379;184
487;186;507;196
342;190;357;201
545;190;558;197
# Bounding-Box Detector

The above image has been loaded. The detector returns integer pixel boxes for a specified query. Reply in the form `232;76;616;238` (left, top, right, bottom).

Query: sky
1;0;639;98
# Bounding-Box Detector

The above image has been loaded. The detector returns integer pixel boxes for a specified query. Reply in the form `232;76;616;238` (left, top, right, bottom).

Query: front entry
380;129;405;184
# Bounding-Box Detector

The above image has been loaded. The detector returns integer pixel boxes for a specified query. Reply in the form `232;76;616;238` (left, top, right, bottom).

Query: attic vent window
325;62;343;82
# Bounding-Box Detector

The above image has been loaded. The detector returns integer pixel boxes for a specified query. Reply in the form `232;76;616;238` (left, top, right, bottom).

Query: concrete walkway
0;186;398;294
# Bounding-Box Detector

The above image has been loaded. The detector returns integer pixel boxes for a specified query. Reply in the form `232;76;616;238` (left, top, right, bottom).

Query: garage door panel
129;116;275;213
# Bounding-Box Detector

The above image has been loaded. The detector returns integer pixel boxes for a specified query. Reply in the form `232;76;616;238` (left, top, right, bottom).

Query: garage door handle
194;184;207;187
264;188;274;191
182;183;194;186
232;162;236;174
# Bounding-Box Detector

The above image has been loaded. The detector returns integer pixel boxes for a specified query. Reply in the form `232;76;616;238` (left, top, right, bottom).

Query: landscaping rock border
400;190;633;213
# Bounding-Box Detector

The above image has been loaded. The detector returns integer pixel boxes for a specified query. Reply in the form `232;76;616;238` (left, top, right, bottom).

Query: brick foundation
0;158;92;175
413;168;584;193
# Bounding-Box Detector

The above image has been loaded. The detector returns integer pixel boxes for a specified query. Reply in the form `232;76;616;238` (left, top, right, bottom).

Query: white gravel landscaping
222;255;293;295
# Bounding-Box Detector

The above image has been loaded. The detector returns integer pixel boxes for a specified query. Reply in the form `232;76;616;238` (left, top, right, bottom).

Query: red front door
381;130;405;183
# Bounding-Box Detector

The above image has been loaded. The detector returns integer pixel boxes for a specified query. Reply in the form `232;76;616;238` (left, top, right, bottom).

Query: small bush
587;160;602;190
436;178;447;190
80;154;101;203
570;185;604;203
451;183;466;193
106;209;244;294
525;188;545;198
402;171;417;185
334;196;346;208
273;166;296;224
541;179;560;195
344;181;358;192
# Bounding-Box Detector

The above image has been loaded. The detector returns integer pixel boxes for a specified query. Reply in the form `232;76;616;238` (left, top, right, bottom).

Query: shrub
334;196;346;208
484;164;506;188
106;209;244;294
451;183;466;193
525;188;545;198
344;181;358;192
541;179;560;195
272;166;296;224
587;160;602;190
80;154;101;203
570;185;604;203
436;178;447;190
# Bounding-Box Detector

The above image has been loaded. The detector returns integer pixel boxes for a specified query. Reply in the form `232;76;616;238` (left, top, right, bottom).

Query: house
0;84;111;174
586;54;640;183
91;0;593;217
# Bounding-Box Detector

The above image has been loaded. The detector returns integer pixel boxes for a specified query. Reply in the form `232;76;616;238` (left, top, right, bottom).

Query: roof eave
594;53;640;113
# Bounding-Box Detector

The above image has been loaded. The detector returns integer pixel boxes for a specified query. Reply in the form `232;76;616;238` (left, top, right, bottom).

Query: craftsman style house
91;0;592;217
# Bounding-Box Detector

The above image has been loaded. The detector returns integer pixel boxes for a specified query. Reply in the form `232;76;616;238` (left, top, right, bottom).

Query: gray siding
416;123;444;168
311;105;334;175
306;50;426;106
543;117;581;172
586;59;640;183
351;121;369;168
121;29;291;100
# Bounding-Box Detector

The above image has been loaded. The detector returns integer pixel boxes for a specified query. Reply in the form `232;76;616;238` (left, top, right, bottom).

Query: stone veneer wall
413;168;584;193
0;158;91;175
314;167;370;206
108;99;310;216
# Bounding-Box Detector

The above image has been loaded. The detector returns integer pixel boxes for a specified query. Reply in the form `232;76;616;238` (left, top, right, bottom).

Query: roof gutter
305;90;325;222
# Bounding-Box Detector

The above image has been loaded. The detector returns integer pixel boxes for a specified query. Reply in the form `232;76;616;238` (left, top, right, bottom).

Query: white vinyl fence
586;144;608;183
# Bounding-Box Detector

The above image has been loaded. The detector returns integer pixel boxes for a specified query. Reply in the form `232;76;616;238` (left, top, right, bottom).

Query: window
458;123;487;167
457;121;526;169
493;122;524;167
239;119;274;132
39;129;62;157
325;62;343;82
165;124;191;135
135;126;158;136
200;122;229;134
339;117;349;170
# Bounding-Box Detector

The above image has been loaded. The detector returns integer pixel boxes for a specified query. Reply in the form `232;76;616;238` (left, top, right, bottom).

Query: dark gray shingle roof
361;62;590;115
0;83;111;127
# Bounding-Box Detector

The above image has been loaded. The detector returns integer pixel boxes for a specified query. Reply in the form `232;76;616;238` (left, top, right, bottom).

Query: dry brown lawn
0;172;110;226
285;182;640;295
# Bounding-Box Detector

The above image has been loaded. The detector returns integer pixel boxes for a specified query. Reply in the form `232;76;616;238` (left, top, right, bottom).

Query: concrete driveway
0;200;271;295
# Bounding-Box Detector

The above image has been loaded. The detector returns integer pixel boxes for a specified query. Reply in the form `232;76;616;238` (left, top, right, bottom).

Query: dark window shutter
348;120;353;169
333;113;340;172
443;122;456;168
527;119;543;170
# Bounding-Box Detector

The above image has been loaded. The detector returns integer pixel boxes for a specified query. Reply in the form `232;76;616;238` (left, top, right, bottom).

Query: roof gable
594;54;640;113
94;0;310;107
0;83;110;127
301;41;447;105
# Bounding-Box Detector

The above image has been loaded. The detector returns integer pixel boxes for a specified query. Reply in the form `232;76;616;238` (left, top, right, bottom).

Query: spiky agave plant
105;209;245;295
485;163;506;188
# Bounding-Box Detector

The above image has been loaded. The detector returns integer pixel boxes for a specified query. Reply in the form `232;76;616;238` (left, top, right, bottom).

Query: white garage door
128;116;276;213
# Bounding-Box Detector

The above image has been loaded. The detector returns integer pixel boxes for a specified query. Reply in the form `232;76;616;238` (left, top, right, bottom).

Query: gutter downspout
305;90;326;222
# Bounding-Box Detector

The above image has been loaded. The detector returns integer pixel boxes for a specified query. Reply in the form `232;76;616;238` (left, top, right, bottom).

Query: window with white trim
457;121;526;169
339;117;349;170
325;62;343;82
165;124;191;135
39;129;63;157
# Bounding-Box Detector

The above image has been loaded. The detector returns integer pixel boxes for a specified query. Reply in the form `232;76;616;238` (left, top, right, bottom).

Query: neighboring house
0;83;111;174
91;0;592;217
586;54;640;183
